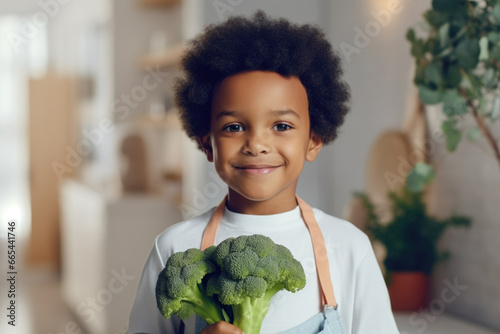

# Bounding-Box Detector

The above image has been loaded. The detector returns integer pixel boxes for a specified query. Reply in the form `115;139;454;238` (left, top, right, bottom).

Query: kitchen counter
394;311;499;334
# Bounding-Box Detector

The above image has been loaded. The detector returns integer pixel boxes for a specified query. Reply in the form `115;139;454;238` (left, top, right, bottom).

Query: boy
128;10;400;334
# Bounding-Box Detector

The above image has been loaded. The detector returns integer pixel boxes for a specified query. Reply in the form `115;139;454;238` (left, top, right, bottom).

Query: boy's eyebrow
215;109;300;120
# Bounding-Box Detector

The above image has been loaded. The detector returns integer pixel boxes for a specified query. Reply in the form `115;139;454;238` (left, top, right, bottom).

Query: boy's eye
223;124;243;132
274;123;292;131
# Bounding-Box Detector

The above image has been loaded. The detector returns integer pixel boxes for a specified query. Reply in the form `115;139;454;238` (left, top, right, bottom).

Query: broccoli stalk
155;248;226;324
230;282;285;334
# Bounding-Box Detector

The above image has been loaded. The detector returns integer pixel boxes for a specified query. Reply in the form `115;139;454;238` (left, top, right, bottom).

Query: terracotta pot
387;271;430;311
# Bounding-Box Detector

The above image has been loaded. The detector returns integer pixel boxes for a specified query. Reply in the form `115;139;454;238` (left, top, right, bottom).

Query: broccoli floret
205;235;306;334
155;248;225;324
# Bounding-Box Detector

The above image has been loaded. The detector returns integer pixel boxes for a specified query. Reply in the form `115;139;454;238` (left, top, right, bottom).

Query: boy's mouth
233;164;282;175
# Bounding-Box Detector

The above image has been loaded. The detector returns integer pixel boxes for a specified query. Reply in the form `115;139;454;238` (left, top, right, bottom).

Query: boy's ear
306;132;323;162
197;135;214;162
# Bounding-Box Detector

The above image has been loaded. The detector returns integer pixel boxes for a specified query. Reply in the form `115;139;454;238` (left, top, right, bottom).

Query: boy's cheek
212;167;231;184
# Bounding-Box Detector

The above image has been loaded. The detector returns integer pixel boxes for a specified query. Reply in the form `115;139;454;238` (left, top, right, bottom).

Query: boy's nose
241;131;270;155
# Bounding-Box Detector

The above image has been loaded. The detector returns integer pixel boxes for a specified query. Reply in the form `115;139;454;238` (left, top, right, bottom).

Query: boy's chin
228;187;292;202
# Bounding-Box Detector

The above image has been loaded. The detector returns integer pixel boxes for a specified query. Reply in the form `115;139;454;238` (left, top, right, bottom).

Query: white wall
0;1;41;14
426;105;500;330
321;0;430;215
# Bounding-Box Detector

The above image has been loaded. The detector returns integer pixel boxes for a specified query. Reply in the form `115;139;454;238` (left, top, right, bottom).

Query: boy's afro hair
174;9;351;152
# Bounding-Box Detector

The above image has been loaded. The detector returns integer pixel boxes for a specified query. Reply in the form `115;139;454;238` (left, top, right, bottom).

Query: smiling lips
234;164;281;175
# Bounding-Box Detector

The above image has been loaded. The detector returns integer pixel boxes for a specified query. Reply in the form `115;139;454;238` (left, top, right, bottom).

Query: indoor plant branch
458;87;500;167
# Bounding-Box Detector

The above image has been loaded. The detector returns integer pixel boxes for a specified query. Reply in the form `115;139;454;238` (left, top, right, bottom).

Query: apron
192;194;347;334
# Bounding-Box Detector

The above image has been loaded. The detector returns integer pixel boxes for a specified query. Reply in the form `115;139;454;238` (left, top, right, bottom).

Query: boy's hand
200;321;244;334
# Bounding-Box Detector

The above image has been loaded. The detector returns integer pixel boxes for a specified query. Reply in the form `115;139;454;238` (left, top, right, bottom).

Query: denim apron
193;194;347;334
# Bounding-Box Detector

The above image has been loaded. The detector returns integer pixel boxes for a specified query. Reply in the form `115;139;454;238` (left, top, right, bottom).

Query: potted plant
406;0;500;169
354;179;471;311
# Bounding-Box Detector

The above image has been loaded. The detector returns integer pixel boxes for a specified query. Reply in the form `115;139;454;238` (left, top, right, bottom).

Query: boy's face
198;70;323;210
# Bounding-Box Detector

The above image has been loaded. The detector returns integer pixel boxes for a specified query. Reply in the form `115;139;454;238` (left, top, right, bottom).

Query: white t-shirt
128;203;400;334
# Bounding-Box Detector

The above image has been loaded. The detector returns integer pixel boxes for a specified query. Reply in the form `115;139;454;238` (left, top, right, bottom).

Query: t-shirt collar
221;203;302;230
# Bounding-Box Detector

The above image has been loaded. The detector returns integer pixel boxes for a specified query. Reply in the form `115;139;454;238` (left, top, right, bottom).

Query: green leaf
432;0;456;13
424;9;448;29
414;63;426;85
406;28;416;43
424;38;438;55
435;47;453;59
424;9;448;28
439;23;450;48
406;162;435;192
466;74;483;98
442;120;462;151
445;64;462;88
446;216;472;227
442;90;468;116
479;36;489;61
467;127;481;142
455;38;480;69
449;23;467;41
419;85;443;104
487;31;500;45
491;45;500;61
411;40;426;58
425;62;443;86
493;3;500;23
432;0;467;13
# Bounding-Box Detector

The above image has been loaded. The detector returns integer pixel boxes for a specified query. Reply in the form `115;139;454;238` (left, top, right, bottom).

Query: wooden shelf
140;42;184;69
140;0;182;8
163;170;182;182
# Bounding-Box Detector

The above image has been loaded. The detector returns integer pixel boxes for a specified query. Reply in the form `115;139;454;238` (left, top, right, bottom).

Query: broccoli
155;235;306;334
204;235;306;334
155;248;226;324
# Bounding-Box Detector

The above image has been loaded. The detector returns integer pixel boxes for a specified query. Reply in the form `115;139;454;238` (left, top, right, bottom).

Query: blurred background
0;0;499;333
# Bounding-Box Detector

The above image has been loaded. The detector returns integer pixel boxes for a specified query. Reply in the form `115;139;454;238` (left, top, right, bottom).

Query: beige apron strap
295;194;338;309
200;193;338;309
200;194;228;251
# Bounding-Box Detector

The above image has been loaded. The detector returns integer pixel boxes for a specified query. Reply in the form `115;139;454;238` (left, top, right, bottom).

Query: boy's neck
225;188;299;215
